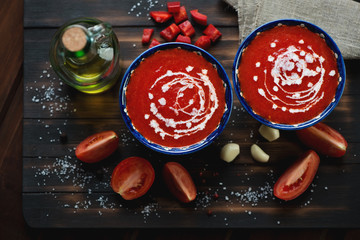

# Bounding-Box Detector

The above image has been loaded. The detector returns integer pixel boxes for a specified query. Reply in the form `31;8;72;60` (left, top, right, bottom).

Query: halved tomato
111;157;155;200
149;38;161;48
296;122;348;157
274;150;320;201
142;28;154;44
163;162;197;203
75;131;119;163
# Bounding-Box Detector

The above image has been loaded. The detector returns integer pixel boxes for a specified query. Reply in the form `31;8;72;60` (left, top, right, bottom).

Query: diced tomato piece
160;23;180;41
176;35;191;44
150;11;172;23
149;38;160;48
195;35;211;50
173;6;188;24
190;9;207;26
178;20;195;37
142;28;154;44
167;1;180;13
203;24;222;42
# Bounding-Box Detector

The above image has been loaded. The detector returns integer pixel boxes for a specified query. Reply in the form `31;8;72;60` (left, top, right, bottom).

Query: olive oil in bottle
49;18;121;94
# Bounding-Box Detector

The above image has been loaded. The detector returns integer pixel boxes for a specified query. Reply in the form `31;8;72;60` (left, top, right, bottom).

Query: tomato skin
142;28;154;44
173;6;188;24
149;38;161;48
296;122;348;157
111;157;155;200
178;20;195;37
150;11;172;23
203;24;222;42
195;35;211;50
75;131;119;163
160;23;180;41
274;150;320;201
163;162;197;203
176;34;191;44
190;9;207;26
167;1;180;13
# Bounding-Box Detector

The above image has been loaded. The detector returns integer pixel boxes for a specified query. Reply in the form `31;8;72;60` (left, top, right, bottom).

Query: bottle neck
61;26;97;65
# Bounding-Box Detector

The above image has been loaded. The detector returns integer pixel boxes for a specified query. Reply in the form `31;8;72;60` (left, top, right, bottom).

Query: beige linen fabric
225;0;360;59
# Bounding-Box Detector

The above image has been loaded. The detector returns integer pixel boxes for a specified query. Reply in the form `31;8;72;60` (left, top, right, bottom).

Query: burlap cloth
224;0;360;59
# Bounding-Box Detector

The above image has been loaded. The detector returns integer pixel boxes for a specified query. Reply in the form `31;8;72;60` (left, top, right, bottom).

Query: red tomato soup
237;25;340;124
125;48;226;148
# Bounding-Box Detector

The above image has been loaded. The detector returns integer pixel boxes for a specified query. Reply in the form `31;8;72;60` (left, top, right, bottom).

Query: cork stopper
61;27;88;52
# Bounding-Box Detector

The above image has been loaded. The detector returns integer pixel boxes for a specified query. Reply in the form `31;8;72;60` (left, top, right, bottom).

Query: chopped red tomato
274;150;320;201
149;38;161;48
178;20;195;37
296;122;348;158
190;9;207;25
160;23;180;41
142;28;154;44
203;24;222;42
111;157;155;200
150;11;172;23
195;35;211;50
167;1;180;13
176;34;191;44
173;6;188;24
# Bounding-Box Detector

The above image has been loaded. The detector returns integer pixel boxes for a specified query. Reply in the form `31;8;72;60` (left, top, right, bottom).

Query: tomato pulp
237;25;340;124
125;48;226;148
111;157;155;200
274;150;320;201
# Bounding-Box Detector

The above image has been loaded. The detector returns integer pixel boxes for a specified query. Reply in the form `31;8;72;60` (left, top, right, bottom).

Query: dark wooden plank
24;0;237;28
22;163;360;228
22;117;358;162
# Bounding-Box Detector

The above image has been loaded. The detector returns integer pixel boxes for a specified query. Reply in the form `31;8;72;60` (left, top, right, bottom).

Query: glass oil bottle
49;18;121;94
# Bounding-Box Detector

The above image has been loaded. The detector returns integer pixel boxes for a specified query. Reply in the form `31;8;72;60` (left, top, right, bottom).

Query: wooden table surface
1;0;360;238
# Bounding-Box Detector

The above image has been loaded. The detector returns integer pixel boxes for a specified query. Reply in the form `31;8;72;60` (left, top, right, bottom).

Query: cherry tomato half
111;157;155;200
296;122;348;157
273;150;320;201
163;162;197;203
75;131;119;163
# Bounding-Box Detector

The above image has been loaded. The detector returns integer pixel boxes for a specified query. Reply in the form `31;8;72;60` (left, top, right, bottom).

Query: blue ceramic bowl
232;19;346;130
119;42;233;155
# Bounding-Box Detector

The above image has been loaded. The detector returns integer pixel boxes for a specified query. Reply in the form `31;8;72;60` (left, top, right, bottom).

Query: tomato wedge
142;28;154;44
163;162;197;203
75;131;119;163
176;34;191;44
296;122;348;157
150;11;172;23
195;35;211;50
190;9;207;26
274;150;320;201
111;157;155;200
167;1;180;13
203;24;222;42
178;20;195;37
173;6;188;24
149;38;161;48
160;23;180;41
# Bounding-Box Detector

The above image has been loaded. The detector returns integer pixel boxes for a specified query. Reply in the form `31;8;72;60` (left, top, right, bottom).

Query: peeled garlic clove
251;144;270;163
259;124;280;142
220;143;240;163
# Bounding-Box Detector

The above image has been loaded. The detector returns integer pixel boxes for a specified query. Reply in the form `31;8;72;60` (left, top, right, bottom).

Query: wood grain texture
21;0;360;233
